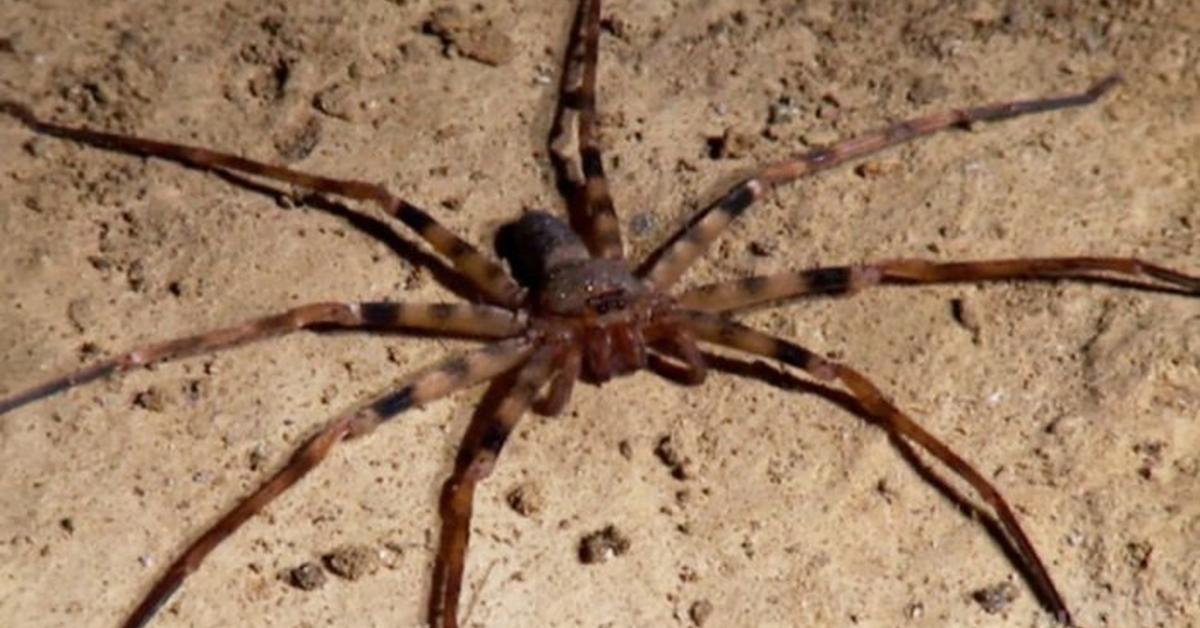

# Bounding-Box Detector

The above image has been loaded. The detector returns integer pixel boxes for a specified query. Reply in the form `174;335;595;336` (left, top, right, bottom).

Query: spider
1;1;1197;626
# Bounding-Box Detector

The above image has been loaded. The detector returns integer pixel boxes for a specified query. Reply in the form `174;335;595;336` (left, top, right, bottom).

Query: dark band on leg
720;181;760;217
373;385;415;419
806;267;853;294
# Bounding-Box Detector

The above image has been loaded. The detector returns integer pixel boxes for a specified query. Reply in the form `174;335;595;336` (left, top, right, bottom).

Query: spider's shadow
213;170;486;302
652;350;1055;616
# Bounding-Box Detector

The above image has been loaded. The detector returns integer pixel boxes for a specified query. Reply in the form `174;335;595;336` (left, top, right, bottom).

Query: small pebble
689;599;714;625
578;525;631;564
288;561;327;591
971;581;1018;614
506;482;544;517
324;544;380;580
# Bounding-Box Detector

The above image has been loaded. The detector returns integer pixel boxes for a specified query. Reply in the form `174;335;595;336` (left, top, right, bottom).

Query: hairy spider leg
678;257;1199;312
548;0;624;260
122;339;538;628
647;327;708;386
429;346;559;628
0;101;525;307
0;302;526;415
533;348;583;416
641;77;1123;289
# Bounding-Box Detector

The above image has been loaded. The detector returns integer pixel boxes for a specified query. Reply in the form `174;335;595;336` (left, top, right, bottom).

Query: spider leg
0;101;524;307
678;256;1199;312
429;346;558;628
0;301;525;415
548;0;623;259
641;76;1122;289
121;337;537;628
534;348;581;416
678;310;1074;626
650;329;708;385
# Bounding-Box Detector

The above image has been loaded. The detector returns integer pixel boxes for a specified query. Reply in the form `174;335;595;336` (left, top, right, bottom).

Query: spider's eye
586;290;628;315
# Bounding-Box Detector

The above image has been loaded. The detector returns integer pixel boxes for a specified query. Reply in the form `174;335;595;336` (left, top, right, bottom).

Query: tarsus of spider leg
429;346;558;628
678;310;1074;625
121;338;536;628
678;256;1200;312
0;302;526;416
641;76;1123;290
0;100;524;308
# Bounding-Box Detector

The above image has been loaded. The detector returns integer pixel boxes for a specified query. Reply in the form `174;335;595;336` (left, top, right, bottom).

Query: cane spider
2;0;1197;626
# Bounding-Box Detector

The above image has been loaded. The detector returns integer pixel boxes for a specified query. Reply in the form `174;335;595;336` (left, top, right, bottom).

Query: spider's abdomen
498;211;591;287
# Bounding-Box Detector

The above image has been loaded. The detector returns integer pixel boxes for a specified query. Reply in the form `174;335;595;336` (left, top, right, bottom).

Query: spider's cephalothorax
1;0;1197;627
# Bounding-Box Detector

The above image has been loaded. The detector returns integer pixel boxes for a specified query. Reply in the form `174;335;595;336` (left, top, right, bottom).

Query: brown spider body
1;1;1197;627
506;210;666;383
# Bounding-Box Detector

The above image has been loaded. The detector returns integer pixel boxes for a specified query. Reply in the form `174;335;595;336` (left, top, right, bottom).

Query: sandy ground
1;1;1197;627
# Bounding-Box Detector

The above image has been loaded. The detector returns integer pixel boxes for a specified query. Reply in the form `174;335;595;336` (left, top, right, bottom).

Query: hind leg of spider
429;346;558;628
678;311;1074;625
548;0;623;259
641;77;1121;289
121;338;536;628
0;101;523;307
0;302;525;416
677;256;1200;311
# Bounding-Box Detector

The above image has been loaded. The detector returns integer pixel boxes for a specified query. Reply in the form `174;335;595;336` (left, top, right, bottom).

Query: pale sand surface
1;2;1197;627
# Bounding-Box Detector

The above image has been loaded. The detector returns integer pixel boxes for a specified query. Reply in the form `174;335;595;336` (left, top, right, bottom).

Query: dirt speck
746;239;774;257
578;525;631;564
274;117;322;162
1133;440;1167;480
506;482;544;517
287;561;327;591
705;128;758;160
654;435;693;480
133;386;172;412
66;298;99;332
689;598;714;626
426;6;515;66
971;581;1019;614
323;544;380;581
908;74;950;106
1126;540;1153;571
853;158;903;179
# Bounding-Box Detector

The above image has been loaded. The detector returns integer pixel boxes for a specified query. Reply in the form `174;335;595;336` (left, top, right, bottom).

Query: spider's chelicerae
2;1;1198;626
